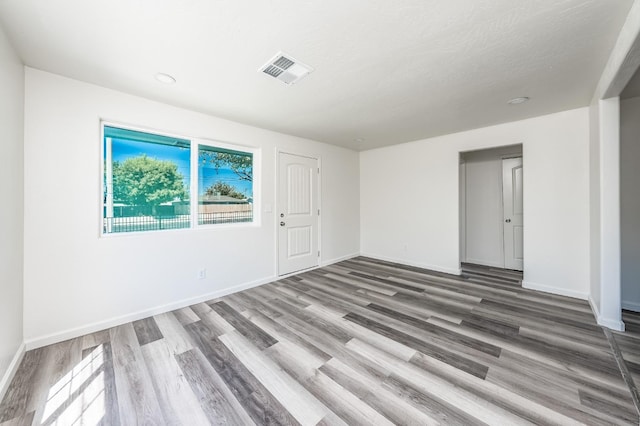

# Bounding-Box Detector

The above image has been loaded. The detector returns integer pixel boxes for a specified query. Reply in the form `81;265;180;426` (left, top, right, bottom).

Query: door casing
502;156;524;271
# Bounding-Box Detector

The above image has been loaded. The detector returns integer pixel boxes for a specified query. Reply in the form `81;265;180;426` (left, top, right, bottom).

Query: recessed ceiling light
508;96;530;105
155;73;176;84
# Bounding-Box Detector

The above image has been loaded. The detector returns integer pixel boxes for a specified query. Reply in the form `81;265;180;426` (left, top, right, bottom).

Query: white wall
589;97;624;330
0;25;25;398
461;145;522;268
361;108;590;299
587;1;640;330
621;96;640;312
589;100;602;312
23;68;359;347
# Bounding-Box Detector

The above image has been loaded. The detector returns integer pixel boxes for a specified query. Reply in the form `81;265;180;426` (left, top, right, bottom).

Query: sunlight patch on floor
41;345;106;425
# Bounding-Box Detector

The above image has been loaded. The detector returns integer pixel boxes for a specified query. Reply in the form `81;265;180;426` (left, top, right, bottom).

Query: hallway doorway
459;144;523;271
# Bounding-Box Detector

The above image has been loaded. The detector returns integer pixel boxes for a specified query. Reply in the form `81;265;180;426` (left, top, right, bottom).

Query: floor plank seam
605;327;640;417
2;257;639;425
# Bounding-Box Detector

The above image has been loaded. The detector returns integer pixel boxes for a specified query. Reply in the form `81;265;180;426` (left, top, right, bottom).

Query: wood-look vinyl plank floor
611;310;640;416
1;257;638;425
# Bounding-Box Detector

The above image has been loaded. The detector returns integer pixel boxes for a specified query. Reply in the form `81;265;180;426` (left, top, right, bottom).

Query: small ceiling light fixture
507;96;530;105
155;72;176;84
355;138;364;143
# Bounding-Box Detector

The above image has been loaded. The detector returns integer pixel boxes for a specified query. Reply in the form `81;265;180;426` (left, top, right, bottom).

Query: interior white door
278;152;319;275
502;157;524;271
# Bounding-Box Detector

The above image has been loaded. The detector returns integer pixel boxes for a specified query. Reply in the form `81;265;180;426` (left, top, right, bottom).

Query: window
103;125;255;234
198;145;253;225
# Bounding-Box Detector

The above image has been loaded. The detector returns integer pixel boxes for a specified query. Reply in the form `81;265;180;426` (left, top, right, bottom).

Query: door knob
280;213;284;218
280;221;286;226
505;219;511;223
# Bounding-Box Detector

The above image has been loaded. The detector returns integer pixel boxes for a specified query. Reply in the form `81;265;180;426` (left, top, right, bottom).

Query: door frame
275;149;322;276
501;155;524;271
458;146;524;271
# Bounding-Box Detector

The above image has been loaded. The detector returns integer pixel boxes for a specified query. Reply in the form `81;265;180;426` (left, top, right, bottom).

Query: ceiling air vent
259;52;314;85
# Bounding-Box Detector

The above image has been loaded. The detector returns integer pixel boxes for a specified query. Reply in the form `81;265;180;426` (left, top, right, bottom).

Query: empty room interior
2;1;640;424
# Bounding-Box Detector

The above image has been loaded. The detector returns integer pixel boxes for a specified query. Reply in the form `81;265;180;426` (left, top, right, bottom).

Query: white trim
189;138;198;228
273;253;356;279
622;300;640;313
99;120;194;238
0;342;26;402
23;252;358;350
589;296;626;331
522;280;588;300
24;276;276;350
194;139;262;229
360;253;461;276
597;316;625;331
589;296;600;318
99;121;260;238
320;252;360;267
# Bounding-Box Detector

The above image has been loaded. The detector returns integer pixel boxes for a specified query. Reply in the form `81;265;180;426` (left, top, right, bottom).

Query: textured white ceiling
0;0;633;150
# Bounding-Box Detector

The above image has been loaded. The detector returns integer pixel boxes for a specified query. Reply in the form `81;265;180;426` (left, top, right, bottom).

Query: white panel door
278;152;319;275
502;157;524;271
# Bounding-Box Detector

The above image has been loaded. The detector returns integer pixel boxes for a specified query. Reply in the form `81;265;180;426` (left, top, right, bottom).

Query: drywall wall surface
588;97;624;330
0;25;24;395
587;0;640;329
462;146;522;268
589;100;602;311
361;108;590;298
596;0;640;99
621;96;640;312
598;98;622;327
23;68;359;345
588;97;623;330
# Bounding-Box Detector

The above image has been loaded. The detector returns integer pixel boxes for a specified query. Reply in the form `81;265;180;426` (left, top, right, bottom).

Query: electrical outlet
198;268;206;280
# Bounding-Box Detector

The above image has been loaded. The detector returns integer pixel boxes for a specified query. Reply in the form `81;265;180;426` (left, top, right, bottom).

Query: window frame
100;121;259;237
193;138;259;230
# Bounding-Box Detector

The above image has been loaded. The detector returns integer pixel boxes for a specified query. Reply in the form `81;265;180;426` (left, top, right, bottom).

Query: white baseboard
25;276;277;350
24;253;362;350
359;253;461;276
521;280;588;300
277;252;360;278
0;342;26;403
588;296;600;320
320;252;360;267
622;300;640;313
589;296;625;331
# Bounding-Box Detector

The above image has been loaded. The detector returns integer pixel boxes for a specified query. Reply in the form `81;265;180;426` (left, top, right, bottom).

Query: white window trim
193;138;261;229
99;121;260;237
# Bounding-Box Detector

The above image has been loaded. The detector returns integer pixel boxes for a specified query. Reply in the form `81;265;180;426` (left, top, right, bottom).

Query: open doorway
620;66;640;316
610;64;640;400
459;144;523;271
